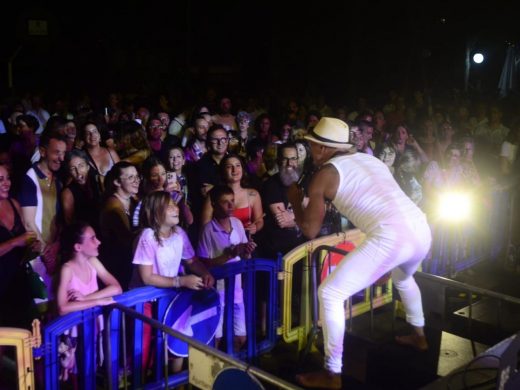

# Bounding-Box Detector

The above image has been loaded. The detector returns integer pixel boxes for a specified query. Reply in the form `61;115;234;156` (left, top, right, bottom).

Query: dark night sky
1;1;517;104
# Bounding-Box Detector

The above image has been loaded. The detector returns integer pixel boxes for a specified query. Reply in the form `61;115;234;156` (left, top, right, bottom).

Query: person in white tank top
287;118;432;389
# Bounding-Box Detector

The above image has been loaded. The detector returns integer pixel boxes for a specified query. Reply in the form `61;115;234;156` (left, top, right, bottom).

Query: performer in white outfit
287;117;432;389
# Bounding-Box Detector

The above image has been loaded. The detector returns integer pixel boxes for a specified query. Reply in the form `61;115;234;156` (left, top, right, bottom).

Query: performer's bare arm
287;164;339;239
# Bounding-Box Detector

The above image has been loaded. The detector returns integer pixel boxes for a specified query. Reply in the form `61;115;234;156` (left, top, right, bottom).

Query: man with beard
258;142;305;258
185;117;209;163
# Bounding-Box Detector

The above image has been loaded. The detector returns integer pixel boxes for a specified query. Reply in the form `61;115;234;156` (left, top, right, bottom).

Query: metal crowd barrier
0;320;40;390
39;257;283;390
279;229;394;352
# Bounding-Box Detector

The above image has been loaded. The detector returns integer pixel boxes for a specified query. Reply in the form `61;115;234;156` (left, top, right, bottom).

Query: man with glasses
258;142;305;258
187;125;230;241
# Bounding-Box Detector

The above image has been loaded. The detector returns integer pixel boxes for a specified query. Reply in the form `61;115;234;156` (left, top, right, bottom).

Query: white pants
319;218;431;373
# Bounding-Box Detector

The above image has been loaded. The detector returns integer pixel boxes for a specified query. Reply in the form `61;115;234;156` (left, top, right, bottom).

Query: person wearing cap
287;117;432;389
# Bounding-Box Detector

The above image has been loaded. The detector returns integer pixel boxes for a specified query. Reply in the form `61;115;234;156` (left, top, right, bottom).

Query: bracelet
173;276;181;288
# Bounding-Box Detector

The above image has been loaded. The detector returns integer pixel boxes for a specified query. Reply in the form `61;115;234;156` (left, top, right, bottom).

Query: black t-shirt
259;173;304;258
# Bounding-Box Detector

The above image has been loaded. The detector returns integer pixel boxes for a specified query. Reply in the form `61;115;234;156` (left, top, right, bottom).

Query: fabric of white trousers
319;219;432;374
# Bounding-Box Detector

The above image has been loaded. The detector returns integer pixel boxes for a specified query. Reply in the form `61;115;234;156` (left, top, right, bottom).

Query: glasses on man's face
209;137;229;145
281;157;298;164
121;174;141;183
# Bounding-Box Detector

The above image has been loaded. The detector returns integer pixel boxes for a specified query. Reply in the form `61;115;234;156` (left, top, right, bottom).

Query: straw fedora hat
304;117;353;150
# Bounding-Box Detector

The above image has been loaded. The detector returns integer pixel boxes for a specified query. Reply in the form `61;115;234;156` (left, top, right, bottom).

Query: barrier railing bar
416;272;520;305
109;302;302;390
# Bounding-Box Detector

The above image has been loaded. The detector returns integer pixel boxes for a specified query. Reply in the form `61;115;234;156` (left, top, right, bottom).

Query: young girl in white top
132;191;214;372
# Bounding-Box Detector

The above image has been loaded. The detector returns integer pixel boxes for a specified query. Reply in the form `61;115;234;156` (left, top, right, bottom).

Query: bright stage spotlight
473;52;484;64
437;191;472;222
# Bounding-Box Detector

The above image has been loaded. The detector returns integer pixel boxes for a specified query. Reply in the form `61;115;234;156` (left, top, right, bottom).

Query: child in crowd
197;185;257;350
131;191;214;372
56;221;122;381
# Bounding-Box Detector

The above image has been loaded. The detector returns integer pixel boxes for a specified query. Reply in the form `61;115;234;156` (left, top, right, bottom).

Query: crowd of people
1;88;519;384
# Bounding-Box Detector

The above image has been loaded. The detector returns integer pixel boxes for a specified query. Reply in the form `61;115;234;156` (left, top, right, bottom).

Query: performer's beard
280;165;301;187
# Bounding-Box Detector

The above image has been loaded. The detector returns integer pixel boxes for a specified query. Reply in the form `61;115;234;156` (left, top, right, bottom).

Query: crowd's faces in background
164;200;180;227
213;193;235;219
168;148;185;173
259;118;271;138
378;145;397;169
148;164;167;191
0;165;11;199
280;124;292;143
462;140;475;162
64;121;77;141
394;125;409;145
118;166;140;195
194;119;209;141
295;142;307;171
350;126;365;151
158;112;170;128
446;147;462;168
279;147;300;186
220;98;232;115
77;226;101;258
307;114;320;129
41;139;67;172
68;156;90;186
208;129;229;155
84;124;101;147
147;119;164;141
223;157;243;183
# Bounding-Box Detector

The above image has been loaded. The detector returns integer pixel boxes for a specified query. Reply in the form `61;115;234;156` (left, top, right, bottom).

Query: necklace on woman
114;193;130;215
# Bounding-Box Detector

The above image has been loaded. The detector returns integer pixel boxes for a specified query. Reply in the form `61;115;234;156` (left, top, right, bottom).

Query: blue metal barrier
41;256;281;389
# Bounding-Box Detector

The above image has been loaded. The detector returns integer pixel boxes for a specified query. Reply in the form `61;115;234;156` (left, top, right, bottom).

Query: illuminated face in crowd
84;124;101;147
118;166;140;196
78;226;101;258
208;129;229;156
147;119;164;141
148;164;167;191
379;145;396;168
168;148;185;173
68;156;90;186
41;139;66;172
214;193;235;219
0;165;11;200
223;157;243;184
164;201;179;227
194;119;209;141
279;147;300;186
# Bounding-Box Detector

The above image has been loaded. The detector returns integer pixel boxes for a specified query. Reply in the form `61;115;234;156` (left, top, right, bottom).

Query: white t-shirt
197;217;247;303
132;227;194;279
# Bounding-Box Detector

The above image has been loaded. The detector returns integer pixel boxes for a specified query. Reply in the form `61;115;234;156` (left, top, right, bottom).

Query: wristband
173;276;181;288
